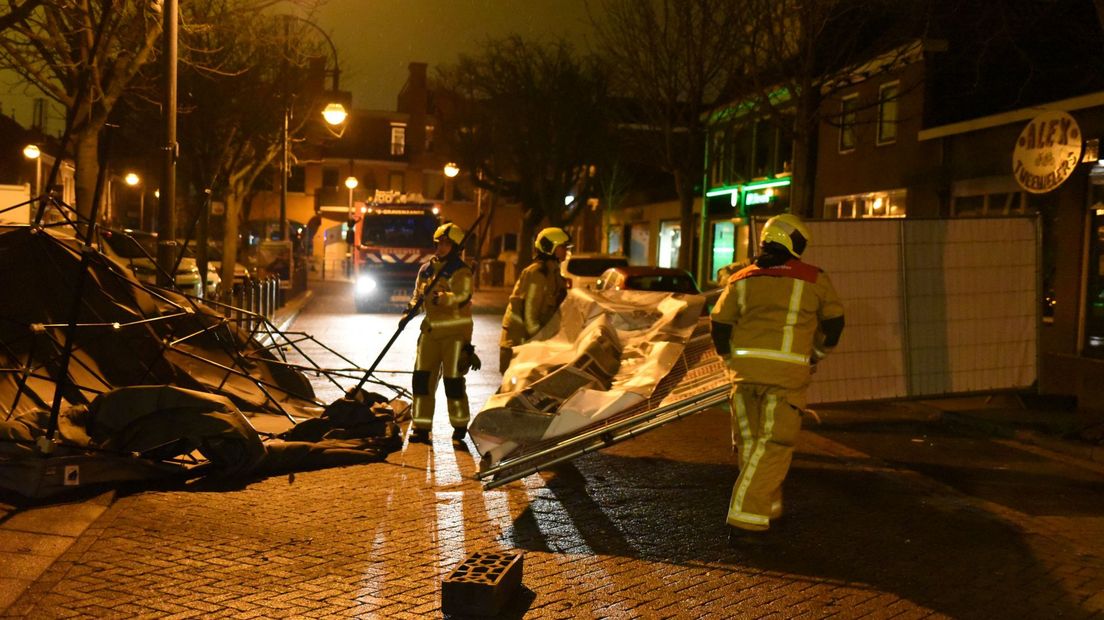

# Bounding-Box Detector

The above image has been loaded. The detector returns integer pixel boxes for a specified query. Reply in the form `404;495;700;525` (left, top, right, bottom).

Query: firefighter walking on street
405;223;477;444
498;227;571;373
710;214;845;543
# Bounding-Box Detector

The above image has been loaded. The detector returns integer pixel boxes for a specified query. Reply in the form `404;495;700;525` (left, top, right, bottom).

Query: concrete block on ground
441;550;523;616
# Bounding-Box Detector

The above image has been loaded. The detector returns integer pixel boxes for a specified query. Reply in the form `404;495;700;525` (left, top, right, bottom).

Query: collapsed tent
470;288;729;472
0;225;406;497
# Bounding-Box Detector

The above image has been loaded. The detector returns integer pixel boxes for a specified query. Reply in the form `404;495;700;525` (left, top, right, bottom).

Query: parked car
98;229;218;297
196;242;252;286
595;265;701;294
596;265;715;315
560;252;629;289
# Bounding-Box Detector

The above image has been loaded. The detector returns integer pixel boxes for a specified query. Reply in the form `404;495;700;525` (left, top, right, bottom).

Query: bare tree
0;0;45;33
172;3;329;294
0;1;164;220
739;0;927;216
595;0;748;271
435;36;608;267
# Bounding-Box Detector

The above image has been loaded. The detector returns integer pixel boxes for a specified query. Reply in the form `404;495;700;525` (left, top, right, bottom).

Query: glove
398;308;415;329
458;343;481;374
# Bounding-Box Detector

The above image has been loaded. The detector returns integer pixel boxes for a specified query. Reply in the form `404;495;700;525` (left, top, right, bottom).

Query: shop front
701;176;791;284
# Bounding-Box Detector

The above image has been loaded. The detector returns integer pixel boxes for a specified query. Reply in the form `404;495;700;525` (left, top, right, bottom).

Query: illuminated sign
744;191;772;206
366;208;429;216
1012;110;1082;194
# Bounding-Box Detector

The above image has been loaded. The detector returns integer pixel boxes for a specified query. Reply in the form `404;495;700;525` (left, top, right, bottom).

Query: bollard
270;275;278;314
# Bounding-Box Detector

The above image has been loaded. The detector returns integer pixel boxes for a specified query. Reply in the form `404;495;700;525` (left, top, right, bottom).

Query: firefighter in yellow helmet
499;227;571;372
710;214;845;544
405;222;477;444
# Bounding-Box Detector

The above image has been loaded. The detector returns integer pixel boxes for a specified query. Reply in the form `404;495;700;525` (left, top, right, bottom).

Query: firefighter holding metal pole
709;214;845;544
404;223;479;444
499;227;571;373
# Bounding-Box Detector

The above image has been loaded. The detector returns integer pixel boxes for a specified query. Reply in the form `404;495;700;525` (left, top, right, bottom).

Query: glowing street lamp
323;103;348;127
443;162;460;178
344;175;358;219
124;173;145;229
22;144;41;197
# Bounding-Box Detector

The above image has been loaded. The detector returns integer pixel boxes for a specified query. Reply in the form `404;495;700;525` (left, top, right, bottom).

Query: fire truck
351;195;441;313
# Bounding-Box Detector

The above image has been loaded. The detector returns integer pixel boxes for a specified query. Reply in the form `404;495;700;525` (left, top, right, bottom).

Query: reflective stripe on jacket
711;258;844;390
412;257;473;338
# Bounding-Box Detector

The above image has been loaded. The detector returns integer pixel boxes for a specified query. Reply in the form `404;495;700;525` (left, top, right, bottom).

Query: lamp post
443;162;459;211
344;176;357;278
278;15;347;242
125;172;144;230
22;145;41;198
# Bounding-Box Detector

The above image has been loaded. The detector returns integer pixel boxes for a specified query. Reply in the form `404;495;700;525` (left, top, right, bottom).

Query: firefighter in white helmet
499;227;571;372
710;213;845;543
404;222;477;444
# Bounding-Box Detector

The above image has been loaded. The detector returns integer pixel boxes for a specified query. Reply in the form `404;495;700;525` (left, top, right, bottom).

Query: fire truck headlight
355;275;378;295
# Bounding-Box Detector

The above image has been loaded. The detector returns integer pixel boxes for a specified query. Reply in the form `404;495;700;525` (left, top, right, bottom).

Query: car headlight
355;275;377;295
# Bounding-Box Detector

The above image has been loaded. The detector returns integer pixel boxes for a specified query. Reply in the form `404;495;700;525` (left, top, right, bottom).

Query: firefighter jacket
500;258;567;348
710;258;844;393
410;256;473;338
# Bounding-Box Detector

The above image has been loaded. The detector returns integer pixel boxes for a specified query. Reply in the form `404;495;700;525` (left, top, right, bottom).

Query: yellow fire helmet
433;222;465;246
534;227;572;255
760;213;811;257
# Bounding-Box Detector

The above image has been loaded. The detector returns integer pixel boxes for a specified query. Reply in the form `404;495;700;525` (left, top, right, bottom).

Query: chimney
402;62;428;159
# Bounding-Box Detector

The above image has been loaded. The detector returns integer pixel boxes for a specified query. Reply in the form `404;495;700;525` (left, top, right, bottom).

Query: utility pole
157;0;178;286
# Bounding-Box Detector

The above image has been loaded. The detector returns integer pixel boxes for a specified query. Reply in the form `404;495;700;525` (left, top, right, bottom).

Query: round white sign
1012;110;1082;194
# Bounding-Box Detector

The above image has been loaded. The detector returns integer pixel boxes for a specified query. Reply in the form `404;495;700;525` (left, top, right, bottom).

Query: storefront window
658;221;681;268
711;221;736;281
1084;204;1104;357
823;189;906;218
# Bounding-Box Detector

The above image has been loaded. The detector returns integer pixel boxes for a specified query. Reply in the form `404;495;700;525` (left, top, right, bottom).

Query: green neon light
706;184;741;198
741;177;792;191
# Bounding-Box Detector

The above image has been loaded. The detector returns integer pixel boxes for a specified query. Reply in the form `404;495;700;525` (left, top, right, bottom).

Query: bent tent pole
479;385;730;490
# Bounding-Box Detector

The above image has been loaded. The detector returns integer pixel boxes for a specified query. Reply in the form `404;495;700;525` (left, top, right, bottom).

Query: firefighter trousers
412;330;470;432
727;383;802;532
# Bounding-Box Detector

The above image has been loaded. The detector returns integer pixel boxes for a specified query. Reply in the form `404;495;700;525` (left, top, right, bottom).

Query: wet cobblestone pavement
5;281;1104;618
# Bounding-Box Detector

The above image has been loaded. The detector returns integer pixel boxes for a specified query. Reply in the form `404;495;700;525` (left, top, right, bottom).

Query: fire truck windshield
359;213;437;248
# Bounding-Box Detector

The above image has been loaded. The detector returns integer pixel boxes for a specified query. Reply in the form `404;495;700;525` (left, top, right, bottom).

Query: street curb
0;489;116;616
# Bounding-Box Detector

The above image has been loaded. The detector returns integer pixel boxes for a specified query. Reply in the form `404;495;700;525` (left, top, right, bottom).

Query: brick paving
4;281;1104;618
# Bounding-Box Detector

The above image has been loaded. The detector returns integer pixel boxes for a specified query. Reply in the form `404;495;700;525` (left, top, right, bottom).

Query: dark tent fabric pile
0;226;403;497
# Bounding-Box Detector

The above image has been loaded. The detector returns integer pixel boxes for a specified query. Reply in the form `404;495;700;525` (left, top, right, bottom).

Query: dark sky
1;0;599;130
309;0;598;110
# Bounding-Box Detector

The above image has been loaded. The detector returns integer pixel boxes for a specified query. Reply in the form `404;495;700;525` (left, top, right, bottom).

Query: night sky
0;0;598;131
312;0;597;110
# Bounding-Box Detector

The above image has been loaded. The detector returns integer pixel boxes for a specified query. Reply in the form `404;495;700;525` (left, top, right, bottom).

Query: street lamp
344;175;358;219
22;144;41;197
125;172;145;230
443;162;460;179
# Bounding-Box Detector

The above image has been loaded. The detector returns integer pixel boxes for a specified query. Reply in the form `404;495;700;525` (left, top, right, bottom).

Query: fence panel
794;217;1038;404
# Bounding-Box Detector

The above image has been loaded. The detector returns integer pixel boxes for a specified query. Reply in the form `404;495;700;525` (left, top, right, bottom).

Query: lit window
839;95;858;152
390;124;406;156
878;82;899;145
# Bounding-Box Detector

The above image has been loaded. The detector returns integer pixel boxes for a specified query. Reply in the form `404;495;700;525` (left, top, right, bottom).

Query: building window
322;166;339;188
878;82;899;145
1084;199;1104;356
823;189;906;219
390;124;406;156
839;94;858;152
658;221;681;268
288;166;305;193
389;171;405;192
